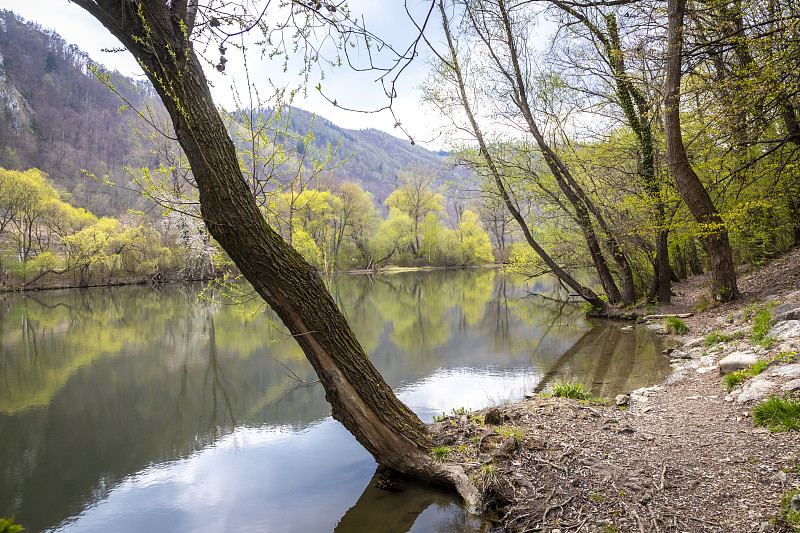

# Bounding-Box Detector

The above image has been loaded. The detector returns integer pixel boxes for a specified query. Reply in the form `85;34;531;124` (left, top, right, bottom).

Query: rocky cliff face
0;52;34;135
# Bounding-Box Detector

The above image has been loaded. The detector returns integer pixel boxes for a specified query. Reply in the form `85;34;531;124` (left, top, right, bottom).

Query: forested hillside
0;10;455;215
0;10;153;215
273;107;452;203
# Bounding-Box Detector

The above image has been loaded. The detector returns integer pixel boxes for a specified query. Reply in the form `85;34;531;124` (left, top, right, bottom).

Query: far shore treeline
0;166;495;290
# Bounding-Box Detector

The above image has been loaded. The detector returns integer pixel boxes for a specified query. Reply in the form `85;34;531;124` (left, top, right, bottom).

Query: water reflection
334;471;489;533
0;271;671;532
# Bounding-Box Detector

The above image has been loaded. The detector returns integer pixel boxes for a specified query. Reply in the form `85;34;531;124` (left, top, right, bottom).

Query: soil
430;247;800;532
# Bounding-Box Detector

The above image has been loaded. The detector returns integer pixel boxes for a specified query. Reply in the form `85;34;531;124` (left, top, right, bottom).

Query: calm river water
0;270;670;532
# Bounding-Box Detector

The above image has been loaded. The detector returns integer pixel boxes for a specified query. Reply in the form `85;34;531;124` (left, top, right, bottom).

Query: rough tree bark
664;0;739;301
71;0;479;510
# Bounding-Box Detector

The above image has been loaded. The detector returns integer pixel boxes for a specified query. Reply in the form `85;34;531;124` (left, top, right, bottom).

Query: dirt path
431;248;800;532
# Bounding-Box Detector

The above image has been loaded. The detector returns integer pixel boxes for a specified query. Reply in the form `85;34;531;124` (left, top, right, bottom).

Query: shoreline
429;247;800;532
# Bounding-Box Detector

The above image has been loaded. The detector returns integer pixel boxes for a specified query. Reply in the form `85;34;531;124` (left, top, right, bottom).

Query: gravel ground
430;247;800;532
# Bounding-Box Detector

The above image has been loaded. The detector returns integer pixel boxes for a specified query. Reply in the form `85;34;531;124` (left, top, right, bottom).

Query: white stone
767;364;800;379
783;379;800;392
769;320;800;341
785;290;800;301
736;378;777;404
683;337;705;348
718;351;758;374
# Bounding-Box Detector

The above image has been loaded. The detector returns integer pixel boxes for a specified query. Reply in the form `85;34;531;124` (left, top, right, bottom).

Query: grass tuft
777;489;800;531
496;426;525;440
749;302;776;347
752;395;800;432
432;406;471;422
546;380;590;400
431;445;453;461
663;317;689;335
704;330;746;346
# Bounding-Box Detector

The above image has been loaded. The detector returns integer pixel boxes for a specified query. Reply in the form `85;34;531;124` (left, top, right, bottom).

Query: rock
736;378;777;403
718;351;758;374
615;394;630;406
769;320;800;341
770;303;800;324
792;494;800;513
484;408;502;425
783;379;800;392
785;289;800;301
767;364;800;379
759;287;778;299
683;337;705;348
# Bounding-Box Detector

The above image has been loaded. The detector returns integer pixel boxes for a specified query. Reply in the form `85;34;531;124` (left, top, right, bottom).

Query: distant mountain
0;10;456;216
276;107;454;204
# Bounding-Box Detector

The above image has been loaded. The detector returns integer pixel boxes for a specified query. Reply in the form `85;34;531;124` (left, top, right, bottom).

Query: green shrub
583;301;601;315
0;517;23;533
753;395;800;432
548;380;590;400
663;317;689;335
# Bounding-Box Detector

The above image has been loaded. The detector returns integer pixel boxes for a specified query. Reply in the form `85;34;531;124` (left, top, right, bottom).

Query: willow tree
70;0;478;508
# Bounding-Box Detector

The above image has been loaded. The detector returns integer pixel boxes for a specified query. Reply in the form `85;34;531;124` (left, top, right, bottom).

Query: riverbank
431;247;800;532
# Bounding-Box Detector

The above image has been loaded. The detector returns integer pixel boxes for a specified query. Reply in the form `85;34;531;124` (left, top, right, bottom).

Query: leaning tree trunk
72;0;479;510
664;0;739;302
